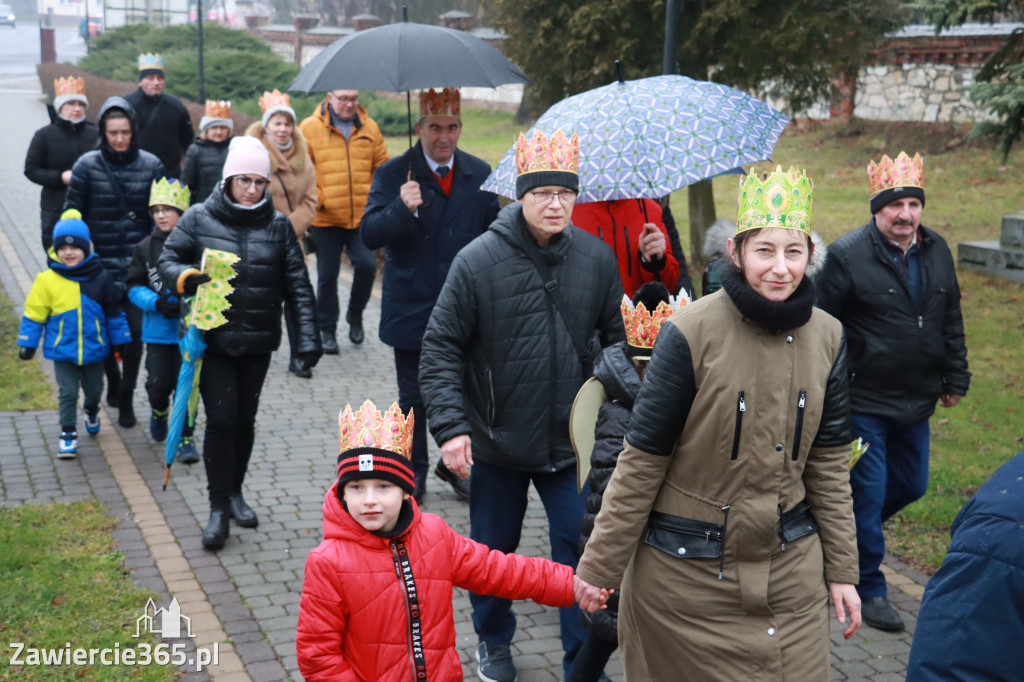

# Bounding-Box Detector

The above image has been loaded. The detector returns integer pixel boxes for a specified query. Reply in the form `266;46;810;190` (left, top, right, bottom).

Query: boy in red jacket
296;400;606;682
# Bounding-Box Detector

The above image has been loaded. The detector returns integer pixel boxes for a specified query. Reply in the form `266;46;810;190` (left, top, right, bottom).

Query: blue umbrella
481;75;790;203
163;325;206;489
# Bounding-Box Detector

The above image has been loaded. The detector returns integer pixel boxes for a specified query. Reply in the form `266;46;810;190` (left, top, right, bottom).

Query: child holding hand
296;399;608;681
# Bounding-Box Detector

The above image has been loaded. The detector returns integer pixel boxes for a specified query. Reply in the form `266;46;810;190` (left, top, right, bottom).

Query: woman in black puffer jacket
64;96;164;427
159;136;321;551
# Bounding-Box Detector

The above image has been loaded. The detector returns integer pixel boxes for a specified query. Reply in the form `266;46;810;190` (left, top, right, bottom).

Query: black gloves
155;292;181;319
296;350;323;371
182;273;212;296
18;346;35;360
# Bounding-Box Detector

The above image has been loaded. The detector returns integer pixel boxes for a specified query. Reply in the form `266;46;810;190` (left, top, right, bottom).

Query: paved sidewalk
0;86;927;681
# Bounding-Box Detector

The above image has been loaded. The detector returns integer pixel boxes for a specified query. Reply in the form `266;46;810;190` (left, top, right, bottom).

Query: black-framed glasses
234;176;269;190
528;189;577;206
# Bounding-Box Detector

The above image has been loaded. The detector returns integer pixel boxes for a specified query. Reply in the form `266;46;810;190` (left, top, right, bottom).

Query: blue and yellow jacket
18;253;132;365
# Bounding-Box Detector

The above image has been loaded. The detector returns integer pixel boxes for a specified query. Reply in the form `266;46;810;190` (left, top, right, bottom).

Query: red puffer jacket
296;482;575;681
571;198;680;298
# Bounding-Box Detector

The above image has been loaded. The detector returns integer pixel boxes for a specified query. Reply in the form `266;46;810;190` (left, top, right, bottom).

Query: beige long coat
246;121;317;245
576;290;858;682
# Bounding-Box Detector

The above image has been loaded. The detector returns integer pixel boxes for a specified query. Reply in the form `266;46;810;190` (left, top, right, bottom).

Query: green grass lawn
0;501;176;681
0;286;55;411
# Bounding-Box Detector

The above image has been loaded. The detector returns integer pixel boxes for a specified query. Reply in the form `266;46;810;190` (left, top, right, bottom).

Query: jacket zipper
791;390;806;461
778;504;786;551
718;504;731;580
485;367;495;438
730;391;745;460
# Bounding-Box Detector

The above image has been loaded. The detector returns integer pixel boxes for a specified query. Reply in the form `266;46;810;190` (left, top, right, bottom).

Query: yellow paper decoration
190;248;240;331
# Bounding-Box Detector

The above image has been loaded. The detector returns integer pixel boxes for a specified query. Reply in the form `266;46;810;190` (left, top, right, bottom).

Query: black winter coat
361;142;499;351
157;185;320;358
576;343;637;643
181;136;230;205
123;89;194;177
816;220;970;423
63;141;164;293
24;112;98;241
420;203;625;472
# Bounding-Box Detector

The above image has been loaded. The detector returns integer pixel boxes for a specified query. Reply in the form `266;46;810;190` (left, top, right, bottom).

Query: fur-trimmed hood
245;120;310;174
703;218;828;278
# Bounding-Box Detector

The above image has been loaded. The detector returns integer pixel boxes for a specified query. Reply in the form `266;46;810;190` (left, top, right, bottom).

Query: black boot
347;312;364;345
202;508;230;550
229;493;259;528
289;355;313;378
321;327;339;355
118;391;136;428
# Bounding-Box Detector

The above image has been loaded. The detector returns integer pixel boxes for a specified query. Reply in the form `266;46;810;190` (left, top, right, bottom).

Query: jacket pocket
791;390;806;461
53;318;64;348
644;511;723;559
485;367;496;428
730;390;745;460
778;500;819;550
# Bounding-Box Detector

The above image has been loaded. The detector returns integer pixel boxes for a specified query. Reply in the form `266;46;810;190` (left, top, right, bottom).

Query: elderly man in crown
817;151;970;632
419;130;624;682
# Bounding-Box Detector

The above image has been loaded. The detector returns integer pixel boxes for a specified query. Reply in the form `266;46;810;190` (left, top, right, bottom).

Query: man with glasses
361;88;499;503
300;89;389;351
419;129;624;682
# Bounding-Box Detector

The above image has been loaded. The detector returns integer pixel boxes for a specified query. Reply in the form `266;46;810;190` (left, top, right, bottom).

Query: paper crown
149;178;190;212
515;130;580;178
259;89;290;113
621;294;686;352
338;400;414;460
736;166;813;235
868;151;924;196
204;99;231;118
420;88;460;117
54;76;85;98
138;53;164;72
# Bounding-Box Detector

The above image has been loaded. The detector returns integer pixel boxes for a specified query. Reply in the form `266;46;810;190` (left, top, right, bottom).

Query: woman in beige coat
247;90;317;378
575;167;861;682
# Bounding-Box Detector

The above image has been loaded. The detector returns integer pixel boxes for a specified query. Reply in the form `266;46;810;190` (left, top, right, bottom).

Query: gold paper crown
338;400;414;459
419;88;460;117
204;99;231;119
868;152;924;197
149;178;190;212
621;294;686;351
515;130;580;178
138;53;164;71
736;166;813;235
259;89;290;113
54;76;85;98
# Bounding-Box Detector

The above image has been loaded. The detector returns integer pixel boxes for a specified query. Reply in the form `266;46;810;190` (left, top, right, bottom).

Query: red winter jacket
571;199;680;298
296;482;576;681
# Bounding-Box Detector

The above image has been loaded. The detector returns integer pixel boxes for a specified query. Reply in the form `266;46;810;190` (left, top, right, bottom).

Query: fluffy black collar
721;267;815;334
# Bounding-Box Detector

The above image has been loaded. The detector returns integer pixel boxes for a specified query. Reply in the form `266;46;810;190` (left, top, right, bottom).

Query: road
0;21;86;77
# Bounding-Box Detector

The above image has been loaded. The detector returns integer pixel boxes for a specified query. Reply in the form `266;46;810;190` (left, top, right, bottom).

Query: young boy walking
296;399;607;682
18;213;131;457
126;178;198;463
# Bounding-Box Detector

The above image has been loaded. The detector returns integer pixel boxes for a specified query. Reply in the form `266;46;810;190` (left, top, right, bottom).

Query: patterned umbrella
481;75;790;203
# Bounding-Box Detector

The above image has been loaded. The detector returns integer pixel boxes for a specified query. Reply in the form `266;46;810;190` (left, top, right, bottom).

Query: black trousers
145;342;194;437
104;304;143;402
394;348;429;480
198;352;271;507
310;226;375;330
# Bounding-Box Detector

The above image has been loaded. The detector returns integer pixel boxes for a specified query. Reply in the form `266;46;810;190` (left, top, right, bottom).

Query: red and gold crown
204;99;231;118
420;87;460;117
868;152;924;196
338;400;413;459
259;89;290;113
621;294;686;354
515;130;579;178
54;76;85;98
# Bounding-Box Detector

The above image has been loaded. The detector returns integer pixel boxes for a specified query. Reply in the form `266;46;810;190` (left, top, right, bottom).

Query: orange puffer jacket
296;482;575;682
299;102;389;229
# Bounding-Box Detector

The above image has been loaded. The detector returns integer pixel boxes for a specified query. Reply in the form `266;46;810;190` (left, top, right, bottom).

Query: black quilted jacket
181;136;230;205
420;202;625;473
24;111;98;238
157;184;320;358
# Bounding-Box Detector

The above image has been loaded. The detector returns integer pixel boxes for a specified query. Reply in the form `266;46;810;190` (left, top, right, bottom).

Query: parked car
0;4;16;29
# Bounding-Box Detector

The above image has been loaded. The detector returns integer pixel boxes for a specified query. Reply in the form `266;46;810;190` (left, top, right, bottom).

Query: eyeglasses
330;94;359;104
234;176;269;190
528;190;577;206
150;206;177;216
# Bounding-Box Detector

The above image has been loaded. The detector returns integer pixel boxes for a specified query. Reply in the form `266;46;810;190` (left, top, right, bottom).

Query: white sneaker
58;430;78;459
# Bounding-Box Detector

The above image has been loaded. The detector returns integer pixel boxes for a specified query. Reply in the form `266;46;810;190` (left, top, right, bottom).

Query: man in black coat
419;130;624;682
24;76;98;251
361;88;500;502
816;151;970;632
123;53;194;178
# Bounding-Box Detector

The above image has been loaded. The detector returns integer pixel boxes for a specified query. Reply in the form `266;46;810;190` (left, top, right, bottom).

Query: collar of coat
316;100;366;132
244;120;309;174
205;182;276;227
721;267;815;334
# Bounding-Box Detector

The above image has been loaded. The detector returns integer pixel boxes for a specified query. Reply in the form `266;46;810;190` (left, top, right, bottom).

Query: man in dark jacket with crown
419;130;624;682
124;53;194;178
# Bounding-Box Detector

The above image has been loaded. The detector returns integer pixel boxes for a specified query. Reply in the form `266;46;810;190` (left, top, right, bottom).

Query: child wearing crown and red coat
296;400;608;682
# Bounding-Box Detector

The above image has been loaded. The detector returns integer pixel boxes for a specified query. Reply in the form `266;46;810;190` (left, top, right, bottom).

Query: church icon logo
135;597;195;639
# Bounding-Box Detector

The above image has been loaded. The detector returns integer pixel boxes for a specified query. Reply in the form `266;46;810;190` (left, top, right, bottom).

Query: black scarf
721;267;815;334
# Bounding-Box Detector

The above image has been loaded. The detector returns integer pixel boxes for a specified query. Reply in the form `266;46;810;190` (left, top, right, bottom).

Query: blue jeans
311;226;376;330
469;458;588;668
850;413;931;599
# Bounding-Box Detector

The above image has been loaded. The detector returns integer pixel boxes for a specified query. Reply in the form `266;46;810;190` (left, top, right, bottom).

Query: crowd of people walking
16;51;980;682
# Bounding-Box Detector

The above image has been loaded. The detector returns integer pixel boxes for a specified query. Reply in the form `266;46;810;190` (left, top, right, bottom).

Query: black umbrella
287;17;530;146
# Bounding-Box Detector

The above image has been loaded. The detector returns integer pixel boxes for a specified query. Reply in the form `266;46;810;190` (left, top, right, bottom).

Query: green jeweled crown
736;166;812;235
138;53;164;71
149;178;190;213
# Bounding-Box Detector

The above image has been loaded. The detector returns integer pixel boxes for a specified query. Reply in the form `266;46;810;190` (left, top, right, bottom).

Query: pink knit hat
222;136;270;180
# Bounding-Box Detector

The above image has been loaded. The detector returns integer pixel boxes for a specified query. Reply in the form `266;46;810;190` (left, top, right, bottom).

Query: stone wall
853;63;982;122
